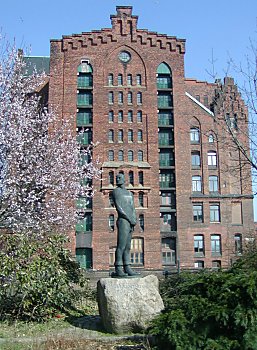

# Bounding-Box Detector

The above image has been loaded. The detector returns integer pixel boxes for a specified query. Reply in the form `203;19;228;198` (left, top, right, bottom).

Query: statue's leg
114;219;130;276
123;228;140;276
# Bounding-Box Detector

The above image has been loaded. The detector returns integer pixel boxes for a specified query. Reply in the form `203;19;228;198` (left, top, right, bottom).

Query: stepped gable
50;6;185;54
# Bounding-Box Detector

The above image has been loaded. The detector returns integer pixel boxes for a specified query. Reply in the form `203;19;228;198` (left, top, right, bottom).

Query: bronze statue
112;173;140;277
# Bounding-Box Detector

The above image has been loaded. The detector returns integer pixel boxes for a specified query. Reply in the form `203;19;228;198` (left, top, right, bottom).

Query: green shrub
149;253;257;350
0;232;88;322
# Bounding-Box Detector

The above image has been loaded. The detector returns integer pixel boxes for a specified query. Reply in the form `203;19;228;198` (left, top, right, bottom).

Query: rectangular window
77;110;92;126
157;76;172;89
77;74;92;88
194;260;204;269
190;128;200;143
210;204;220;223
211;234;221;256
208;151;217;167
194;235;204;256
158;131;173;146
159;172;175;188
77;91;92;106
76;213;92;232
191;152;201;167
160;212;177;231
162;238;176;265
159;150;174;166
193;204;203;222
161;192;172;205
209;176;218;192
158;92;172;108
130;238;144;265
235;234;242;255
192;176;202;192
158;111;173;126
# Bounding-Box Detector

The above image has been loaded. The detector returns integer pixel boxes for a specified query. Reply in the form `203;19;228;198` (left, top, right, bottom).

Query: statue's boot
115;265;128;277
124;264;140;276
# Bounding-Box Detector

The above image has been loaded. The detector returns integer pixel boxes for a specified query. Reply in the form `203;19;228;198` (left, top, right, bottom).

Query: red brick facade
48;6;254;271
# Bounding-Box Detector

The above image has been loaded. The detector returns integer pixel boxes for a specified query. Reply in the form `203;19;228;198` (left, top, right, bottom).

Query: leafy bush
0;232;89;322
149;254;257;350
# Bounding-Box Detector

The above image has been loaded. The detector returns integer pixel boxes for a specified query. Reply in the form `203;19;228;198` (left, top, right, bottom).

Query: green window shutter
76;248;92;269
77;110;92;126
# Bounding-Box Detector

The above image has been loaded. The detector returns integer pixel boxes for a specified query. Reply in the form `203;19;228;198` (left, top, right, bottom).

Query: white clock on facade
118;51;131;63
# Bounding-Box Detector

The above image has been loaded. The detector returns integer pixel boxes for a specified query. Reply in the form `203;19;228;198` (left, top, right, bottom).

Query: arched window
109;193;114;207
128;91;133;104
128;129;133;142
138;130;143;142
118;130;123;143
138;150;143;161
139;214;144;231
127;74;132;85
136;74;142;86
108;171;114;186
118;150;124;161
108;129;114;143
208;134;215;143
137;111;142;123
128;110;133;123
109;214;115;231
129;171;134;186
108;150;114;161
139;192;144;207
108;110;114;123
128;150;134;161
118;91;123;104
108;73;113;86
118;74;123;86
137;92;142;105
138;171;144;185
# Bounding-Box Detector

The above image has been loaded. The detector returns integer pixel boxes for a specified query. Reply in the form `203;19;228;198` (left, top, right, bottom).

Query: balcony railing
158;117;173;126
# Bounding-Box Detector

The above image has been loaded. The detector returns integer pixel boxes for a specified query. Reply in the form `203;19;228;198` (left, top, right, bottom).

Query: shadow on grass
66;313;108;332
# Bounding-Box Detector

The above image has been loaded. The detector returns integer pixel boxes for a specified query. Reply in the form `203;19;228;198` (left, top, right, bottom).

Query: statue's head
116;173;125;186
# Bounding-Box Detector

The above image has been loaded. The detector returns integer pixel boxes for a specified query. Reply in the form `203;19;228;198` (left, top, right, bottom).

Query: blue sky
1;0;257;217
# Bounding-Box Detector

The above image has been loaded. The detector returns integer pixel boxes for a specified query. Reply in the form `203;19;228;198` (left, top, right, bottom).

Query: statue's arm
113;191;131;223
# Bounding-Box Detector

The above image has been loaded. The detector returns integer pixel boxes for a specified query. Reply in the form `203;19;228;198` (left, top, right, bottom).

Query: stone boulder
97;274;164;334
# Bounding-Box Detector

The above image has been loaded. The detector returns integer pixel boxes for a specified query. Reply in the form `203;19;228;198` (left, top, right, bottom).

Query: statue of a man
112;173;139;277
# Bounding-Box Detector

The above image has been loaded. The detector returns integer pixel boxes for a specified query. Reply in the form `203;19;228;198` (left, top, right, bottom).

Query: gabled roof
185;91;214;116
23;56;50;76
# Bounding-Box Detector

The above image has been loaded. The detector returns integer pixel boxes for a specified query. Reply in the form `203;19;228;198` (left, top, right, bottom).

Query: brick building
46;6;254;271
